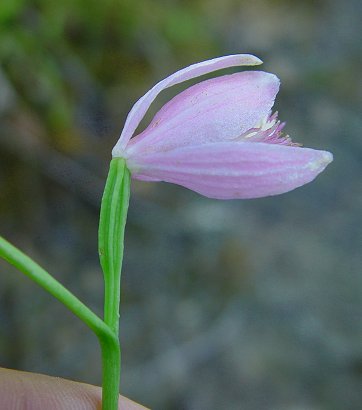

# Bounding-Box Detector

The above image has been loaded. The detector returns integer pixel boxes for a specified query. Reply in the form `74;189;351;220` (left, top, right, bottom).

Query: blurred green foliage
0;0;217;153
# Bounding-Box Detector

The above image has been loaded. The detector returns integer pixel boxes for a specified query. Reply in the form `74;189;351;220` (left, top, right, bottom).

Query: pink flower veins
113;54;333;199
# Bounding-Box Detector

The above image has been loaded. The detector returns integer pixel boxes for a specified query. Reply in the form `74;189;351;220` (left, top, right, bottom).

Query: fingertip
0;368;148;410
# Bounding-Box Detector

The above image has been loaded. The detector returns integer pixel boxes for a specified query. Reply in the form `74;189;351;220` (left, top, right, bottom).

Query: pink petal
126;142;333;199
126;71;280;155
112;54;262;156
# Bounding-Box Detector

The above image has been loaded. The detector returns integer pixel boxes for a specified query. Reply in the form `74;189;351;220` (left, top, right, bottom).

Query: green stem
0;236;113;342
98;158;131;410
100;336;121;409
0;158;130;410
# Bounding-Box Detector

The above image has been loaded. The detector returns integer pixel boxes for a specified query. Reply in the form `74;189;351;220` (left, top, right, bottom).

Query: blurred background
0;0;361;409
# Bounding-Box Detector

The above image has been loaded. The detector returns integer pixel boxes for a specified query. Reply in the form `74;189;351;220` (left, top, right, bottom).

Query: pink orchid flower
112;54;333;199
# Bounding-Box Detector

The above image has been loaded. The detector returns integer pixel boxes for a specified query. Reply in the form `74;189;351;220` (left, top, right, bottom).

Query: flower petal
127;142;333;199
126;71;280;155
112;54;262;156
